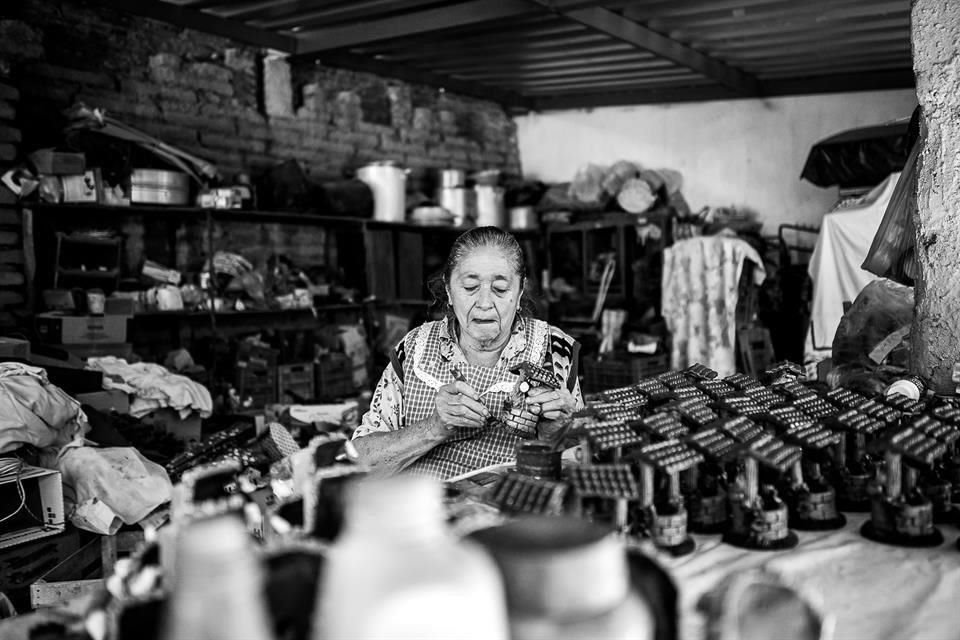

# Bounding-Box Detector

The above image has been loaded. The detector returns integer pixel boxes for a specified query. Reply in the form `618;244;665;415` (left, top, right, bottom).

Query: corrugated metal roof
94;0;915;111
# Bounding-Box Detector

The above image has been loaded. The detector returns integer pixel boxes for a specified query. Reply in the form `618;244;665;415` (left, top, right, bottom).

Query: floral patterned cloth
353;316;583;479
661;235;766;378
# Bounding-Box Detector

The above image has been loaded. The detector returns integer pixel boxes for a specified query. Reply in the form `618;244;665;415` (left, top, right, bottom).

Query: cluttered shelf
131;305;365;319
24;202;541;235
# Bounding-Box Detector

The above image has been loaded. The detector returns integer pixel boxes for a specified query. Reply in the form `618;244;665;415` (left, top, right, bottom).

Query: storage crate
315;354;355;400
278;362;315;402
582;353;670;393
235;362;277;406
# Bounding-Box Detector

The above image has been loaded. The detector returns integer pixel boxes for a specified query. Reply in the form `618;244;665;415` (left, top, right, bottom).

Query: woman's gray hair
427;226;536;315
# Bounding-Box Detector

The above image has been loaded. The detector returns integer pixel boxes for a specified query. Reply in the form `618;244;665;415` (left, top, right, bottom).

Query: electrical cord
0;457;26;524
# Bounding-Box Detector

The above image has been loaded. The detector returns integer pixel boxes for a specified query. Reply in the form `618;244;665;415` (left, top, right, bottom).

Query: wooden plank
0;124;21;143
21;207;35;314
545;5;761;96
364;228;397;300
0;209;19;226
0;83;18;102
30;579;103;609
0;271;24;286
395;231;424;300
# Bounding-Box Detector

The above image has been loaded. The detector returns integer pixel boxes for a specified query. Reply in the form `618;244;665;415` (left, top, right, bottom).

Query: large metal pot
508;206;539;230
438;169;466;189
475;184;506;228
437;186;475;227
356;161;406;222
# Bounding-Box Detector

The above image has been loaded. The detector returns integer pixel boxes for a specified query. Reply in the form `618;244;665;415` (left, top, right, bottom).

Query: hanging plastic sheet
800;118;911;189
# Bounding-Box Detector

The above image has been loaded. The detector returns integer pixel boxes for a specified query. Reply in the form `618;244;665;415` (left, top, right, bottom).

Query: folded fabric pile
85;356;213;419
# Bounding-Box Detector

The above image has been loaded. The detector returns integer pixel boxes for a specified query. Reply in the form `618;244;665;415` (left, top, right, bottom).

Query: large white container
316;474;509;640
357;161;406;222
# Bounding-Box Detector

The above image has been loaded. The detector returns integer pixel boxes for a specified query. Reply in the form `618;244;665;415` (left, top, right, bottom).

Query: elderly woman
352;226;584;479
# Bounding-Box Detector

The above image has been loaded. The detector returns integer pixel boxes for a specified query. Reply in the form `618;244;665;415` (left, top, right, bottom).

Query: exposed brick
0;231;19;246
0;124;20;143
330;130;379;149
0;272;24;286
0;100;14;121
25;62;114;89
0;83;19;102
0;143;15;162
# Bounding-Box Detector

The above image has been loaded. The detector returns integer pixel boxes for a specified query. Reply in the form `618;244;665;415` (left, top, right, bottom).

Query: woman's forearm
352;413;449;475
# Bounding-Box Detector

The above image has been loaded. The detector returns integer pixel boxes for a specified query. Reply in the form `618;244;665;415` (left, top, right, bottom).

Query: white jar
315;474;509;640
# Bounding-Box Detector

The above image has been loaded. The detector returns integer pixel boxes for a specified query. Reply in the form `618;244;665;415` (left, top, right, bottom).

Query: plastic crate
235;363;277;405
278;362;315;403
582;353;670;393
315;354;355;400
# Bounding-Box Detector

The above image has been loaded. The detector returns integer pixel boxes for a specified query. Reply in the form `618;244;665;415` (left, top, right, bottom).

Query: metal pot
475;184;506;228
356;161;406;222
437;186;475;227
131;169;190;205
438;169;466;189
509;206;539;230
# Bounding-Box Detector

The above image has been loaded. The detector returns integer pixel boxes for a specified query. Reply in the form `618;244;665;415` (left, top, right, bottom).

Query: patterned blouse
353;315;583;479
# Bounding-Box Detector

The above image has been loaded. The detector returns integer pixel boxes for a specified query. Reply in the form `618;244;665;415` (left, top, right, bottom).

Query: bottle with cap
315;473;509;640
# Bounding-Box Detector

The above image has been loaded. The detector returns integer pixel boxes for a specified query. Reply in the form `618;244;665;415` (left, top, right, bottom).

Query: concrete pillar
910;0;960;394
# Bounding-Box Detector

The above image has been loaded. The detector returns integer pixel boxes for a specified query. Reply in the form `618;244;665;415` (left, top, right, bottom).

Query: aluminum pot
438;169;466;189
437;186;475;227
508;205;538;230
475;184;506;228
356;161;406;222
131;168;190;205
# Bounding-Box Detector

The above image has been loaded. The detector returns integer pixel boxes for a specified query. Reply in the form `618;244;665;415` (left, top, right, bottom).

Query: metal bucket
357;161;406;222
509;206;538;230
131;169;190;205
438;186;475;226
475;184;506;228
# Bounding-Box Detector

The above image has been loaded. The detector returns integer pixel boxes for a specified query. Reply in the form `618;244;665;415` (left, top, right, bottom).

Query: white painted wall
515;89;918;231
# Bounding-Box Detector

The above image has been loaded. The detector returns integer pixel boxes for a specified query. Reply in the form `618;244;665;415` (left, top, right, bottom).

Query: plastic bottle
315;473;509;640
160;514;274;640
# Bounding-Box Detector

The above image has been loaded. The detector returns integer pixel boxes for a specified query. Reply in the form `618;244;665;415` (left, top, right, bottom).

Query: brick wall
1;0;522;183
0;0;522;327
0;78;24;329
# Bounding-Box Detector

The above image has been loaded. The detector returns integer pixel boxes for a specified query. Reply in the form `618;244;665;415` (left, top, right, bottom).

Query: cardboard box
74;389;130;414
0;465;65;549
29;149;86;175
36;313;128;344
0;336;30;360
60;169;101;203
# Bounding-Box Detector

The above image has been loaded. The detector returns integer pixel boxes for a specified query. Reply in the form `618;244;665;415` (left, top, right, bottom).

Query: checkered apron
398;317;575;480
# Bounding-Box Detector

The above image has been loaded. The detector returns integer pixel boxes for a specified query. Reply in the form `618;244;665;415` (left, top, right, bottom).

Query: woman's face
447;246;522;348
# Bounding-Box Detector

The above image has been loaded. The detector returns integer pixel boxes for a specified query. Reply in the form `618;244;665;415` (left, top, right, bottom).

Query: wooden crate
277;362;315;402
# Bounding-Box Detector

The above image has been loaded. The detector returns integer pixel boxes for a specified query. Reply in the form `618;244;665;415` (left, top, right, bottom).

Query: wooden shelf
131;304;363;319
27;203;541;234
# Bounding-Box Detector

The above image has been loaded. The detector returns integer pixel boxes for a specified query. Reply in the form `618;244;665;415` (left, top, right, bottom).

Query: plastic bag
57;445;172;534
862;139;919;286
0;363;88;454
832;278;914;369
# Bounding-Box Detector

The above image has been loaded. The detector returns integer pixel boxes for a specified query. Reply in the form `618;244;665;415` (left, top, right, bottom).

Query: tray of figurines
444;360;960;556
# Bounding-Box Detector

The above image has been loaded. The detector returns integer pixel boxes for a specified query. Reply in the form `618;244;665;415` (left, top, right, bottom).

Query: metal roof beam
295;0;600;53
532;4;761;95
88;0;297;51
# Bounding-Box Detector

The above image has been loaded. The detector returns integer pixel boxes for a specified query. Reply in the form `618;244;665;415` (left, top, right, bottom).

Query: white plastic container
316;474;509;640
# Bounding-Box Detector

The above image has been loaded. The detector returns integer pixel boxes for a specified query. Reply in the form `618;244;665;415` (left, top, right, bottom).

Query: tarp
804;172;899;367
800;118;910;189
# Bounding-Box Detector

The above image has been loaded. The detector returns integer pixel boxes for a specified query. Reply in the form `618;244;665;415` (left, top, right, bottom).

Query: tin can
885;375;926;401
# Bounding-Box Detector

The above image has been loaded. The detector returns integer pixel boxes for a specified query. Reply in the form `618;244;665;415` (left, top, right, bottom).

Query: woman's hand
525;385;576;422
434;381;491;430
